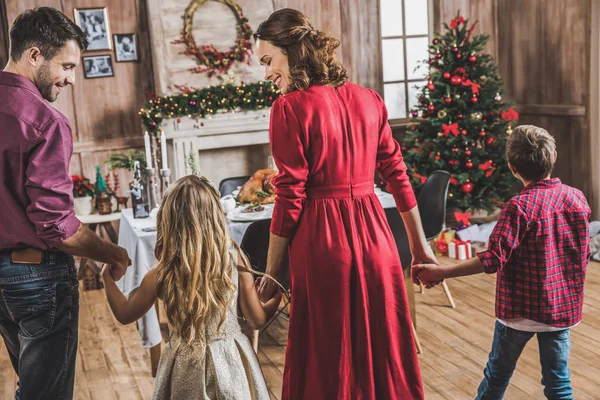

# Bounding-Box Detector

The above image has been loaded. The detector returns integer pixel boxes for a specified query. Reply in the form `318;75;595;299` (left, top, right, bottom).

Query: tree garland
139;81;281;135
173;0;254;77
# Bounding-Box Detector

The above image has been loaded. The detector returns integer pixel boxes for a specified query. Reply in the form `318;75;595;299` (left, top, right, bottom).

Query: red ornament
427;82;435;91
433;38;440;44
461;182;474;193
411;110;419;118
449;159;458;166
466;160;474;169
468;54;477;63
435;154;441;161
444;96;452;104
461;129;467;135
486;137;496;145
471;95;479;103
456;53;462;59
452;147;458;152
443;72;451;79
450;75;462;86
452;47;459;53
457;113;464;119
479;129;486;137
177;118;181;123
456;67;466;74
465;149;472;156
435;52;442;59
427;104;435;112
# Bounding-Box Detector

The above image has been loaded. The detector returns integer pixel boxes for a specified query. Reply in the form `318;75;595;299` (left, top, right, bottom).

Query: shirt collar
521;177;561;193
0;70;44;100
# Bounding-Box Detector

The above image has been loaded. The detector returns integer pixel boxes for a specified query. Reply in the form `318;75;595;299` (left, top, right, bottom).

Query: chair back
417;170;450;240
239;219;290;290
219;176;250;197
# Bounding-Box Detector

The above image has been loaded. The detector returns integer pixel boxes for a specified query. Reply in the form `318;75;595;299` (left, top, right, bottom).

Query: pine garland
139;81;281;135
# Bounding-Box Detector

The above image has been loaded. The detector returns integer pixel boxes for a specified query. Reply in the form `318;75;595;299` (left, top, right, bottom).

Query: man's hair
506;125;556;181
9;7;88;61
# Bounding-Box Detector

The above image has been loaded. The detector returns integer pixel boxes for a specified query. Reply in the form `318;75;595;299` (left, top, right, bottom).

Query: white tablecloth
117;191;397;348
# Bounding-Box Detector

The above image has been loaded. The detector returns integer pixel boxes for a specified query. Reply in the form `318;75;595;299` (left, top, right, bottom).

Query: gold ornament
437;110;447;119
470;112;483;120
438;132;444;137
480;75;488;83
454;94;461;99
507;126;513;135
494;92;502;101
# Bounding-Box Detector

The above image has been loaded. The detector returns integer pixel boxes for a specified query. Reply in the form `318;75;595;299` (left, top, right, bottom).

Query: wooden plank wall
433;0;594;213
4;0;155;196
0;1;8;67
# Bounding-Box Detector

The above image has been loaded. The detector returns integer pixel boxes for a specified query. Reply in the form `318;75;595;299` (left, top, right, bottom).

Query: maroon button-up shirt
478;178;591;328
0;71;80;250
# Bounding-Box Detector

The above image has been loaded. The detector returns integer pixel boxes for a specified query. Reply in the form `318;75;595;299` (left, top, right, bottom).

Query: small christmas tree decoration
402;12;519;212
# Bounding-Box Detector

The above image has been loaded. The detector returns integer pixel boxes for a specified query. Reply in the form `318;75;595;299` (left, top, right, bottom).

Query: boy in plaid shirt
413;125;591;399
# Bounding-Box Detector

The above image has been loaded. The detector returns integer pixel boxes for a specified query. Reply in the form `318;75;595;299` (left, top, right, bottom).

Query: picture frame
83;54;114;79
113;33;138;62
74;7;111;51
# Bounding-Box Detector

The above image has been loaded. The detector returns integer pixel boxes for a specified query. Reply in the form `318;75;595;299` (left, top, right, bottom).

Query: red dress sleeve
269;98;309;238
373;91;417;212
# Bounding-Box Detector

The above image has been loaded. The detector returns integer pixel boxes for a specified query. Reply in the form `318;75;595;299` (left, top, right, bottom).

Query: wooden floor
1;261;599;399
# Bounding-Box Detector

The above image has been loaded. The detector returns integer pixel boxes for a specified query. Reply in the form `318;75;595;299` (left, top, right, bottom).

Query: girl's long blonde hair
154;175;251;345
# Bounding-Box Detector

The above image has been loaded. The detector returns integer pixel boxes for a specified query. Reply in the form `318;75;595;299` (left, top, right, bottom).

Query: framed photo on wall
74;7;111;51
83;55;114;79
113;33;138;62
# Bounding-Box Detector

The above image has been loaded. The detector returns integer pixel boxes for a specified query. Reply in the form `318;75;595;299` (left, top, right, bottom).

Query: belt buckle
11;248;43;264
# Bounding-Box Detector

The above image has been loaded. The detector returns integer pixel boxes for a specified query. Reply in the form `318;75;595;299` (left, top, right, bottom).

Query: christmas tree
401;13;519;212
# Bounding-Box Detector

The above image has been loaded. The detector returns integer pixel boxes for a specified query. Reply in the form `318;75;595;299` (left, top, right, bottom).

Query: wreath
174;0;254;77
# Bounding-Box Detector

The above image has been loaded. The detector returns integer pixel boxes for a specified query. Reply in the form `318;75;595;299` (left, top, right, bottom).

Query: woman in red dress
256;9;437;400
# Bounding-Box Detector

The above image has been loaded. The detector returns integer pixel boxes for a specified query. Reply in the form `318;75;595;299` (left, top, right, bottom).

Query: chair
239;218;290;351
218;176;250;197
384;170;455;308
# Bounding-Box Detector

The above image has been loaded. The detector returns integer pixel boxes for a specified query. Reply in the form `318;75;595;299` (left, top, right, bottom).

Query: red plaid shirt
478;178;591;327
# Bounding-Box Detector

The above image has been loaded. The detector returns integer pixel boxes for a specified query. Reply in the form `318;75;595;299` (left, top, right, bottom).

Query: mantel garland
173;0;254;77
139;81;281;135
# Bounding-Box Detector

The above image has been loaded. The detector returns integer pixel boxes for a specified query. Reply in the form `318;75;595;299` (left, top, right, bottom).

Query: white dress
153;253;270;399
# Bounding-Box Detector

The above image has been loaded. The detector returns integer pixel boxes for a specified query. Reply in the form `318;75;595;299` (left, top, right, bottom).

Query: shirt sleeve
372;90;417;212
25;118;80;249
269;98;309;239
477;201;528;273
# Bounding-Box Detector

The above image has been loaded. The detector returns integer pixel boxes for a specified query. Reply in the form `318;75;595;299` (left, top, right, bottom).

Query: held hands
412;264;446;288
110;248;132;281
257;275;281;303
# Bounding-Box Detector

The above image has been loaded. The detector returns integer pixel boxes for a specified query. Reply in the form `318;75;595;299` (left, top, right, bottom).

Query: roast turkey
236;169;277;204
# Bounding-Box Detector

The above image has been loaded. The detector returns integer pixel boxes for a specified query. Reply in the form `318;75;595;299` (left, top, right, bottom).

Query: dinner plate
226;203;274;222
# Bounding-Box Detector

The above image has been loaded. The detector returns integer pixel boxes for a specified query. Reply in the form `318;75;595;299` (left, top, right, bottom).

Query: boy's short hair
506;125;556;181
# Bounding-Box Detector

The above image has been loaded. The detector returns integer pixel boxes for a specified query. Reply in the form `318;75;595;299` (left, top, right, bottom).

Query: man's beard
36;62;58;102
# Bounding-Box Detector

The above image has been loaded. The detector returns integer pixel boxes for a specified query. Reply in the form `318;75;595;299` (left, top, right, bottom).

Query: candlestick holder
160;168;171;191
145;167;160;211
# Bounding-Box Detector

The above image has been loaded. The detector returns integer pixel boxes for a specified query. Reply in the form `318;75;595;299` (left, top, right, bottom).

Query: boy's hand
413;264;446;288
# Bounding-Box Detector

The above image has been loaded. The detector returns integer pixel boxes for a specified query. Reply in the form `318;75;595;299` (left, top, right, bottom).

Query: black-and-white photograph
74;7;111;51
83;55;114;79
114;34;138;62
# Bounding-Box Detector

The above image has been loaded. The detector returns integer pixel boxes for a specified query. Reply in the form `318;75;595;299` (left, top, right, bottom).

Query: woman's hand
411;247;440;285
412;264;446;288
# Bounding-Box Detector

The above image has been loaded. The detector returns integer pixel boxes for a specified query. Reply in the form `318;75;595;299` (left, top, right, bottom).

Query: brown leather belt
0;248;59;264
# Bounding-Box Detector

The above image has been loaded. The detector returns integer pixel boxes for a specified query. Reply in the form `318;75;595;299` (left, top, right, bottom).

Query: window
380;0;431;121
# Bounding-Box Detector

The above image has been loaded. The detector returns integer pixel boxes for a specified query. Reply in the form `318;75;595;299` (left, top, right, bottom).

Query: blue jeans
0;254;79;400
476;320;573;400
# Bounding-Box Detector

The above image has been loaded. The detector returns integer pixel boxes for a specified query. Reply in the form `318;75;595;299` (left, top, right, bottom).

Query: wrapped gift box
456;224;479;242
448;239;473;260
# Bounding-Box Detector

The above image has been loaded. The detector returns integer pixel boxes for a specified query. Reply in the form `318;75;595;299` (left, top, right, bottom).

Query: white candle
160;130;168;169
143;131;152;169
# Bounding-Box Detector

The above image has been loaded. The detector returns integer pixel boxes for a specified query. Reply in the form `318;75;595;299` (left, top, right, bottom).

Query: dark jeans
476;320;573;400
0;254;79;400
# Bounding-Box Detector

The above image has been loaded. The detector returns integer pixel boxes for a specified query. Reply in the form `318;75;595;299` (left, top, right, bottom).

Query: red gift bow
462;79;480;94
501;107;519;121
454;211;472;226
435;234;449;255
485;168;495;178
442;122;459;137
451;238;472;258
450;16;465;29
466;21;478;40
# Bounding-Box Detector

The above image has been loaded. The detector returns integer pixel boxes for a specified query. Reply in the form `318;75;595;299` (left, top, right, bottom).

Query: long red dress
269;82;424;400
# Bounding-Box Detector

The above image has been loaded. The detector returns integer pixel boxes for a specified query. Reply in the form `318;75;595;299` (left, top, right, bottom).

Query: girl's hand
412;264;445;288
101;263;113;281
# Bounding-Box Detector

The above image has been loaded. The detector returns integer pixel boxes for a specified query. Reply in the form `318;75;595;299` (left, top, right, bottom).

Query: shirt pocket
1;284;57;338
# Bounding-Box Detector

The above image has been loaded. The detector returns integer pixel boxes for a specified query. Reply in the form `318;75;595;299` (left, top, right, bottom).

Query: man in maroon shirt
0;7;130;399
414;125;591;399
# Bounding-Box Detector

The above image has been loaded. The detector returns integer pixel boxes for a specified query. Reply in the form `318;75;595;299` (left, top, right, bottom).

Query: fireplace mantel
163;109;271;179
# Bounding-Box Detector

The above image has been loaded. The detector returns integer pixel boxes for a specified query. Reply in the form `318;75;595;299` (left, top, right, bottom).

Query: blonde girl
102;175;281;399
